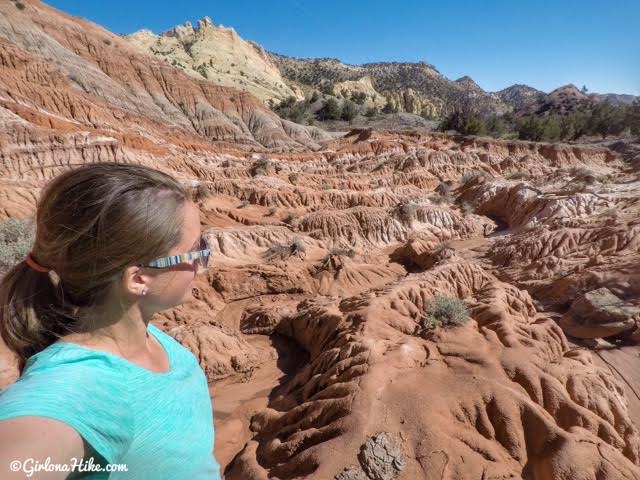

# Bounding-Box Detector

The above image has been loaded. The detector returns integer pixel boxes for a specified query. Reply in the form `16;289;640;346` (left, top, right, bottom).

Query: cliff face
0;0;329;182
125;17;303;105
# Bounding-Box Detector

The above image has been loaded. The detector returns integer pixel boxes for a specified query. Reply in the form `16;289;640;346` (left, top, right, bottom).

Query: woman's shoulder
0;342;135;464
22;338;134;380
147;322;200;368
1;341;132;405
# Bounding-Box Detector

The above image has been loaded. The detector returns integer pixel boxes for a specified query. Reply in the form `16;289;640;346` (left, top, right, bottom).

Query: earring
142;288;148;296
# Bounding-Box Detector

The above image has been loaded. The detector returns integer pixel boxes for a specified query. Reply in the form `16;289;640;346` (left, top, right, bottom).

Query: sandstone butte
0;1;639;479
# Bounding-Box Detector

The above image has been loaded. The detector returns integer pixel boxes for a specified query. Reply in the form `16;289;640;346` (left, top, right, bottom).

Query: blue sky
46;0;639;95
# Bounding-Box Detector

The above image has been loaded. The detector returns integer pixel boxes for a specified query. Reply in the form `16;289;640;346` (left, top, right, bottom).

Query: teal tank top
0;323;222;479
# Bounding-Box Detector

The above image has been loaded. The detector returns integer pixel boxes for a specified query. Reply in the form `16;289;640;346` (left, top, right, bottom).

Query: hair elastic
25;253;51;273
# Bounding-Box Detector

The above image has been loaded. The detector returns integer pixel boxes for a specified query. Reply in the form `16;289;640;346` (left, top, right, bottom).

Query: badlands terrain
0;1;639;479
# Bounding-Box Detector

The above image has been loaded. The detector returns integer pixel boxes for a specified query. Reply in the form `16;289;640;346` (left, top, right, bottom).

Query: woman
0;162;222;479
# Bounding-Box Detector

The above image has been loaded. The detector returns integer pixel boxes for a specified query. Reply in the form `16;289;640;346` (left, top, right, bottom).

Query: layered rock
125;17;302;105
0;3;639;479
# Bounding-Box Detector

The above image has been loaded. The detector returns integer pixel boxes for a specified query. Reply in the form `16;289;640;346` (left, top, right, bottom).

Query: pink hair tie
25;253;51;273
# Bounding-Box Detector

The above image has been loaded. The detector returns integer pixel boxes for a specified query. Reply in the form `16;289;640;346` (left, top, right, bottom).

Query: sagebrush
421;295;469;330
0;217;35;270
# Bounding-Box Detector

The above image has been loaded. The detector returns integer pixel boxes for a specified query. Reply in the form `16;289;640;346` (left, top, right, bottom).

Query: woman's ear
121;265;149;298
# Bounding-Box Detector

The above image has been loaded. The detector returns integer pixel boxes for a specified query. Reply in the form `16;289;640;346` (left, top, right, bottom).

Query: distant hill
125;17;302;104
122;16;638;128
268;53;509;118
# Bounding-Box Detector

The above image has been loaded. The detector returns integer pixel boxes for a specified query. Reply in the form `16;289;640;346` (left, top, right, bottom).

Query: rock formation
125;17;303;105
0;2;639;479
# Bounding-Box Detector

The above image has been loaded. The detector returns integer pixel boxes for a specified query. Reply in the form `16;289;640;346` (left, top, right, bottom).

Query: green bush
517;115;563;142
588;102;627;138
341;100;358;122
382;100;398;114
440;111;487;135
628;100;640;135
317;98;342;121
350;91;367;105
273;96;308;124
421;295;469;330
365;106;378;118
395;201;419;223
0;217;34;270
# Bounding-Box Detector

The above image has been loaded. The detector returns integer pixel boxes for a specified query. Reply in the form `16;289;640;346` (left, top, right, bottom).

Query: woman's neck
61;299;153;358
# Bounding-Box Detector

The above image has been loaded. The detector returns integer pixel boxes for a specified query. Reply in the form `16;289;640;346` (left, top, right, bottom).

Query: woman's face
137;200;204;313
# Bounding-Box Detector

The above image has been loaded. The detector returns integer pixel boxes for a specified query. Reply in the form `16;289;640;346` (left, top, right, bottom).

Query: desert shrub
319;247;356;270
517;115;562;142
560;111;590;140
440;111;487;135
599;208;618;218
350;91;367;105
365;106;378;118
266;207;277;216
395;202;418;223
436;181;453;195
239;200;250;208
432;242;450;256
382;101;398;114
341;100;358;122
628;100;640;136
320;183;331;190
266;237;306;260
317;98;341;121
328;247;355;258
429;193;452;205
14;1;26;10
283;212;297;225
277;99;307;123
568;166;597;184
288;173;299;184
195;184;212;202
506;171;530;180
252;154;269;176
0;217;34;270
421;109;437;121
460;170;487;185
588;102;627;139
460;201;474;215
319;82;334;95
421;295;469;330
431;182;454;204
485;115;508;136
566;181;589;194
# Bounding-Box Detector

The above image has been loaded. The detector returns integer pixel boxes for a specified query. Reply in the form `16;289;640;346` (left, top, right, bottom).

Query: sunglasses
138;236;211;273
